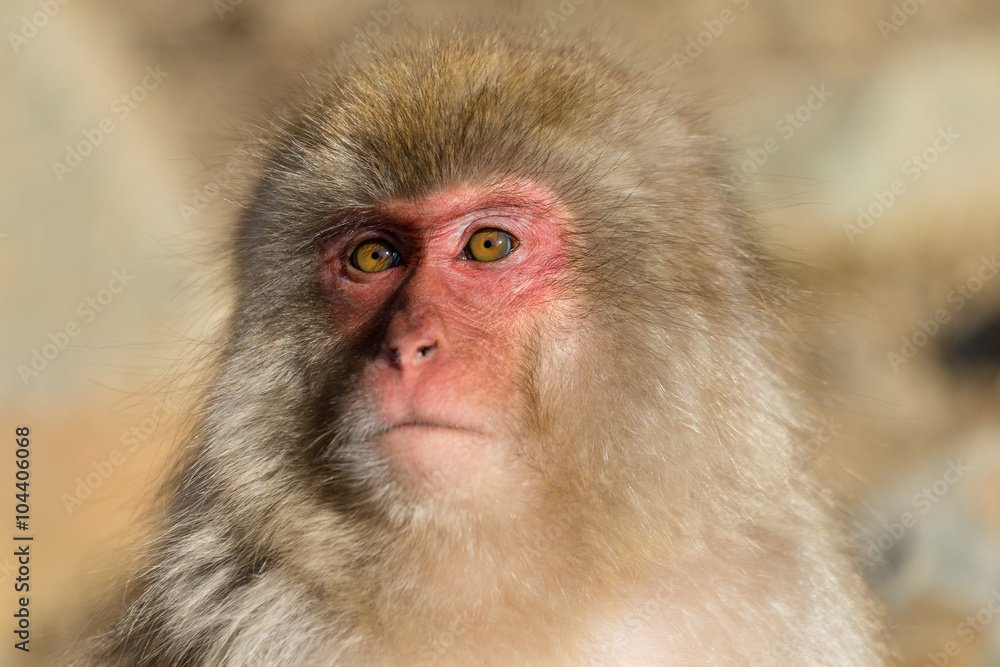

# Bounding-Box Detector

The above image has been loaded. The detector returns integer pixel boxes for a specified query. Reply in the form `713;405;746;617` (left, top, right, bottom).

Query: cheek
416;301;530;406
450;261;568;351
319;266;396;340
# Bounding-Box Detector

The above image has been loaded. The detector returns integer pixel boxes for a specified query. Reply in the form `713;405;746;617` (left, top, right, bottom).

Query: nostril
383;344;402;366
382;340;438;367
382;312;444;368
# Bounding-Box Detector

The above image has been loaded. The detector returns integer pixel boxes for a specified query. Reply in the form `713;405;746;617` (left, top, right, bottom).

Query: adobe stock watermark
746;417;843;513
412;610;473;666
7;0;72;54
178;158;245;224
51;65;169;183
338;0;405;57
61;403;168;514
878;0;933;41
923;589;1000;667
752;636;796;666
863;458;970;567
539;0;587;44
732;84;834;187
16;267;135;385
844;126;959;244
668;0;752;72
587;581;677;666
409;510;575;665
213;0;243;20
887;255;999;373
803;416;843;456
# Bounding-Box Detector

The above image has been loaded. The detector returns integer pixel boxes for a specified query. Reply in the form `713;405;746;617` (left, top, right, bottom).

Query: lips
383;420;480;435
374;416;494;483
374;390;484;436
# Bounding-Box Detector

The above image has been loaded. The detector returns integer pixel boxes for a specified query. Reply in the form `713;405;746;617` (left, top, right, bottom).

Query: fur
74;22;887;666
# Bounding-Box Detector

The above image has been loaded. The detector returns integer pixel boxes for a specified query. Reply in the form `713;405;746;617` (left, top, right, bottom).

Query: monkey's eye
464;228;518;262
350;239;402;273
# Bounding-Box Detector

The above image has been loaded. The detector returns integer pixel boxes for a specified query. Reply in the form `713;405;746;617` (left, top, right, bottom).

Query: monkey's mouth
375;420;496;482
386;421;479;434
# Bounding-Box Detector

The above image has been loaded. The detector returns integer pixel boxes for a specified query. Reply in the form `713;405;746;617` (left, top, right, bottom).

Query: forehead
377;183;561;227
287;36;634;205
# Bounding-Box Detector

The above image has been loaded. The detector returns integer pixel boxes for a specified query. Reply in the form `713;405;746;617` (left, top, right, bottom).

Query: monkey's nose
382;306;447;370
383;339;439;368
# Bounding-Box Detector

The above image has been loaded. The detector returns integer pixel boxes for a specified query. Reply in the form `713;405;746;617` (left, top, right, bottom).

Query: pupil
483;240;493;248
371;251;380;260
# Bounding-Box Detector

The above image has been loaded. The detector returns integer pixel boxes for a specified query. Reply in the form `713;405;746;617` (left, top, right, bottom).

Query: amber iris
351;239;402;273
465;228;518;262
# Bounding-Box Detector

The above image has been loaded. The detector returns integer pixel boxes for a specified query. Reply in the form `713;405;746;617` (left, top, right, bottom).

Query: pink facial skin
320;183;568;484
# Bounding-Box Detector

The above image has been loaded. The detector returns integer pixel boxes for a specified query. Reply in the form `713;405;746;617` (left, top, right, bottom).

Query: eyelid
461;212;523;232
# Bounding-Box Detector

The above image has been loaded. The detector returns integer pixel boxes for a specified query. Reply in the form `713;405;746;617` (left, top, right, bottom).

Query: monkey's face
317;183;573;501
231;33;745;547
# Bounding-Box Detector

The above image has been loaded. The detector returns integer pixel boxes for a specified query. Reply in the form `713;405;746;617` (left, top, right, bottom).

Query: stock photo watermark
844;126;959;244
338;0;405;56
745;417;843;513
923;589;1000;667
213;0;243;20
732;84;834;186
887;255;998;372
412;610;473;666
539;0;587;43
586;581;677;666
178;158;245;224
51;65;169;183
16;267;134;385
668;0;752;71
863;458;970;566
61;404;168;514
878;0;933;40
7;0;71;54
411;508;575;664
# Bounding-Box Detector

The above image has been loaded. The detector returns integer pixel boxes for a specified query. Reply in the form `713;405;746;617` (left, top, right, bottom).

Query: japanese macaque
76;22;887;667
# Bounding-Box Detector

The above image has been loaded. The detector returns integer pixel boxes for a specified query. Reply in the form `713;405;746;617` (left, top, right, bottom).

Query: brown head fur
77;21;885;667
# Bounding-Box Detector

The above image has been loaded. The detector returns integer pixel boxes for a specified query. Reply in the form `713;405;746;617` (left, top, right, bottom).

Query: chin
377;425;517;501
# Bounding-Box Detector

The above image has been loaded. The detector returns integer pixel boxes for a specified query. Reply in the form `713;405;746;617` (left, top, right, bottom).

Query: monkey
73;21;888;667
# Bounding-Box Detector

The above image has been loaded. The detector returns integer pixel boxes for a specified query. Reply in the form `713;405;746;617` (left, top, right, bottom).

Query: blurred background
2;0;999;664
